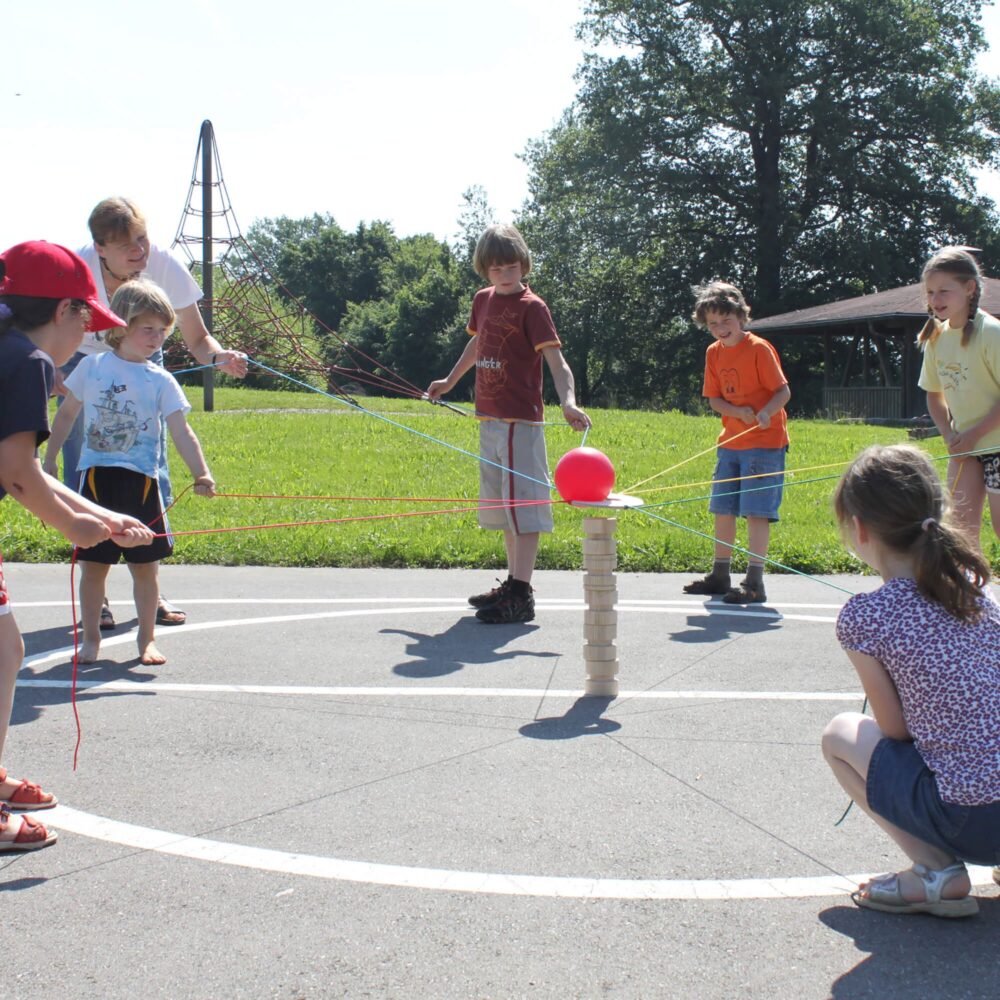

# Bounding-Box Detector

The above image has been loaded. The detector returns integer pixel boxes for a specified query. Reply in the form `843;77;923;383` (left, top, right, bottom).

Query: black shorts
977;452;1000;494
76;466;173;564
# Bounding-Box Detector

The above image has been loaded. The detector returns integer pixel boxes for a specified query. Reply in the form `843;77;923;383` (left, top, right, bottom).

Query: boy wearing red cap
0;241;153;852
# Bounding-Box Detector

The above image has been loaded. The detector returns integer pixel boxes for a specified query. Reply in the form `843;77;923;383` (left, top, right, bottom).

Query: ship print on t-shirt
85;382;151;453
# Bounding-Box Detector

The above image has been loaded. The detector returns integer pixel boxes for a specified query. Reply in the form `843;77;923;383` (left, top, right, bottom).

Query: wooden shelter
749;278;1000;419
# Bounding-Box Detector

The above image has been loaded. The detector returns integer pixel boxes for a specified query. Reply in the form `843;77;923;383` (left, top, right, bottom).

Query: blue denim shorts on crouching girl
708;446;787;522
867;737;1000;866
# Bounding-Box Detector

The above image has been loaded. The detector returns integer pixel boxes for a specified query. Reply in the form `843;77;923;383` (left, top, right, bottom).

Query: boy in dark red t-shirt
683;281;791;604
428;225;589;623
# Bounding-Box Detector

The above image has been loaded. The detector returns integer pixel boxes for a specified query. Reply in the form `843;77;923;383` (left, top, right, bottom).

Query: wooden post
582;516;619;697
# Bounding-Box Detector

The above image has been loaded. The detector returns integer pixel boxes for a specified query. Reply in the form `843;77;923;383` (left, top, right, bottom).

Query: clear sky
3;0;1000;255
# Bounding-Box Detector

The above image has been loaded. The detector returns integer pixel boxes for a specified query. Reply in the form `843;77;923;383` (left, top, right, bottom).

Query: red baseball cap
0;241;126;332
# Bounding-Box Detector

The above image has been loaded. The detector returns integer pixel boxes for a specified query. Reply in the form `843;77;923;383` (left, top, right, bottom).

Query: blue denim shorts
867;737;1000;865
708;447;786;522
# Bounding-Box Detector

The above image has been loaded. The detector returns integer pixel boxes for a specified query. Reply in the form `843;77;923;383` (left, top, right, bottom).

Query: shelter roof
750;277;1000;334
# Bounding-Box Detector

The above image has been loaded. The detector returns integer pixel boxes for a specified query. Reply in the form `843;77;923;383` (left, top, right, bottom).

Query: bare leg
948;457;986;552
986;490;1000;546
0;613;24;765
714;514;737;559
508;531;540;584
822;712;969;900
79;562;111;663
129;561;165;665
503;529;516;578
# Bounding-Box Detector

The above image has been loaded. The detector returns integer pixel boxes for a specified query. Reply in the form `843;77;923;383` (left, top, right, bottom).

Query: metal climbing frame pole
200;119;215;412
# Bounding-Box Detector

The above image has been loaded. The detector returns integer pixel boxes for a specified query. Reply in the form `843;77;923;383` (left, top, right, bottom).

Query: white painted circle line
46;805;998;899
21;596;867;900
16;678;864;700
22;603;834;673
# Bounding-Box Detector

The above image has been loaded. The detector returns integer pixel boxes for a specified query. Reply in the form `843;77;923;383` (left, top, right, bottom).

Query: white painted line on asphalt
16;678;864;700
21;603;834;674
46;805;998;899
15;597;847;610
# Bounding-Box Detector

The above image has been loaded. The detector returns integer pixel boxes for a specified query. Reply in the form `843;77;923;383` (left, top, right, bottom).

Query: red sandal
0;766;57;810
0;804;57;852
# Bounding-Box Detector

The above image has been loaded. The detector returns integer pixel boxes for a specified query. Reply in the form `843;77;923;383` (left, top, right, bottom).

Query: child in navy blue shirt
0;241;152;852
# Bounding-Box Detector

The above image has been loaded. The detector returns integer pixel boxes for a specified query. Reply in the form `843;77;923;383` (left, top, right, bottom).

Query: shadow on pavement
13;639;159;727
667;607;783;644
384;618;558;678
820;898;1000;998
519;695;621;740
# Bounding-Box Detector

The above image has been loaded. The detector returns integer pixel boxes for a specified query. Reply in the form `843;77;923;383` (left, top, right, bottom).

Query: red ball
554;447;616;503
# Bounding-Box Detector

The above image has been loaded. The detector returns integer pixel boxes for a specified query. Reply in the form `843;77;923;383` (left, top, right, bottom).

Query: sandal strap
12;812;49;844
4;776;53;806
911;862;968;904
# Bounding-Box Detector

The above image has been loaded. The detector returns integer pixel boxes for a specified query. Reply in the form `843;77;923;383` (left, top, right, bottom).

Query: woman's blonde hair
918;246;983;350
691;280;751;327
105;280;175;348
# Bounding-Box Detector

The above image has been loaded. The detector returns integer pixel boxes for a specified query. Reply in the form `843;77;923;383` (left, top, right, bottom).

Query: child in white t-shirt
46;280;215;666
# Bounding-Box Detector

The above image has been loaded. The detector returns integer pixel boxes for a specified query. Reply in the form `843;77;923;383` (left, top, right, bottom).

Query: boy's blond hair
88;197;147;246
472;225;532;280
105;280;175;349
691;280;751;328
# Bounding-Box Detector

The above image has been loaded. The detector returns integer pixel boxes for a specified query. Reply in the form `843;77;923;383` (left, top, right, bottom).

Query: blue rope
640;472;843;510
631;504;856;597
248;359;555;490
169;362;218;376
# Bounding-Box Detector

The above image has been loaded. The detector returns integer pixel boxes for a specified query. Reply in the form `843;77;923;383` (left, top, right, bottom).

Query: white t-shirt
76;244;203;355
64;352;191;479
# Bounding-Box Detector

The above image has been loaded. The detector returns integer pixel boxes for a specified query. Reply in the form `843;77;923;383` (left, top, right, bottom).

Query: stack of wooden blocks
582;515;619;697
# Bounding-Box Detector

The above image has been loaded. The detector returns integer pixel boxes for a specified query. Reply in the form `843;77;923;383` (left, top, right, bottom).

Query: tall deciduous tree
521;0;1000;406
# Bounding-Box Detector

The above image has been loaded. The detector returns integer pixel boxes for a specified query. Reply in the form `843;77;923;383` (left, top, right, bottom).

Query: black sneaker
683;573;731;595
722;580;767;604
469;577;510;608
475;587;535;624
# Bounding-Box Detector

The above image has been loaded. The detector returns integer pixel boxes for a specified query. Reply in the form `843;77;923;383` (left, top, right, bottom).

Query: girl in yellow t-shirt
918;247;1000;549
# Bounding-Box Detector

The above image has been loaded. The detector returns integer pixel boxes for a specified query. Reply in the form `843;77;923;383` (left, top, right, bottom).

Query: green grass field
4;387;996;575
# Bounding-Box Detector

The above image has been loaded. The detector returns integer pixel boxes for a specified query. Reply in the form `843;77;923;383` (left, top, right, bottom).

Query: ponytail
834;444;991;623
913;517;990;623
963;284;981;348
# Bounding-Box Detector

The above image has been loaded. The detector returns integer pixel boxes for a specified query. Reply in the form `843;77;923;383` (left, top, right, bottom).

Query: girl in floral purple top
823;443;1000;918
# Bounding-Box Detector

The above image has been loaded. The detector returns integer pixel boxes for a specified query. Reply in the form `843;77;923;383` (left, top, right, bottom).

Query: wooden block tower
582;515;619;697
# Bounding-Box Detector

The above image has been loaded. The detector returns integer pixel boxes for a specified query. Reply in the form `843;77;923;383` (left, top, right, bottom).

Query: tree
581;0;1000;308
338;233;474;391
520;0;1000;408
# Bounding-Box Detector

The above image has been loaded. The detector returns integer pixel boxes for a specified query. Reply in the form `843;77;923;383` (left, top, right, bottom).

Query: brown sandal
0;766;57;810
0;804;58;852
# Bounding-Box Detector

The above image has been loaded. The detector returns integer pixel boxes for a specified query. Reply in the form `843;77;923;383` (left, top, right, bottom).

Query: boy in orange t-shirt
683;281;791;603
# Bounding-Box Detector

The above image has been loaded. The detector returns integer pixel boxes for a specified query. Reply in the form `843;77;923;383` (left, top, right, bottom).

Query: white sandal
852;862;978;918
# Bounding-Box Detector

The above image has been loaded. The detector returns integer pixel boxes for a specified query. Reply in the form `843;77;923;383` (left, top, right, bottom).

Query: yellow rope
623;423;759;493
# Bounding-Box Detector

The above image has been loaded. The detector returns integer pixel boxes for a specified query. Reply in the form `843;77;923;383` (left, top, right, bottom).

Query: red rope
69;548;82;770
212;491;536;503
156;498;560;538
